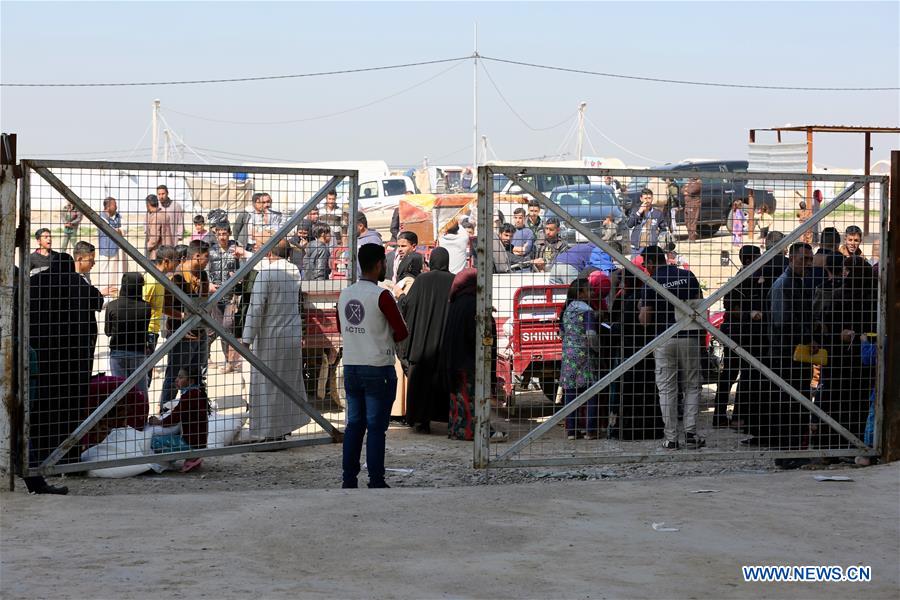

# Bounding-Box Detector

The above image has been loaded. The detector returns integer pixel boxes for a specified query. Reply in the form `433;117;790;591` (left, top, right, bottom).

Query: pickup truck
622;160;777;237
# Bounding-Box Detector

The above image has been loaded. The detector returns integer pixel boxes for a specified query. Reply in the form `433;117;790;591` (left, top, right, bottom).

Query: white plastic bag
207;411;248;449
81;426;155;478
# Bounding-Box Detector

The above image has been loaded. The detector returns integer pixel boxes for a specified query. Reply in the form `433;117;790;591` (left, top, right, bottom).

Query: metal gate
18;160;358;475
474;164;888;467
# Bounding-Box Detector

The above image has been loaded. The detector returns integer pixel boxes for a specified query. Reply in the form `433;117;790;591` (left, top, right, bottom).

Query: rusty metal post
863;132;872;236
882;150;900;462
0;134;17;490
806;127;814;204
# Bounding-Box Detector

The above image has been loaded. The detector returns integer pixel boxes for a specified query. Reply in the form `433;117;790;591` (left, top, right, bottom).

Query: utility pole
575;101;587;161
481;135;488;164
163;129;170;163
473;23;478;170
151;99;161;162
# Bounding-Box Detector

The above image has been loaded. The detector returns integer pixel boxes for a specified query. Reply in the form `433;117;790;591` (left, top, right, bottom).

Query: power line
479;60;575;131
585;116;666;164
6;53;895;91
1;56;470;87
480;55;900;92
164;61;464;125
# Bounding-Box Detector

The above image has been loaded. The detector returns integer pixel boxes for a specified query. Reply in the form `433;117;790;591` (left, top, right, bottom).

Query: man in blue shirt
639;245;705;450
767;242;814;459
510;207;536;259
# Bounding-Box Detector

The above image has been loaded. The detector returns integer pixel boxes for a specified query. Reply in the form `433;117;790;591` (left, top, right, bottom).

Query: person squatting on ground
338;243;409;489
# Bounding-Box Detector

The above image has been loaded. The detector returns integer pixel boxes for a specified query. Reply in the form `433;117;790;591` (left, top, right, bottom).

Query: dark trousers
159;338;202;410
342;365;397;486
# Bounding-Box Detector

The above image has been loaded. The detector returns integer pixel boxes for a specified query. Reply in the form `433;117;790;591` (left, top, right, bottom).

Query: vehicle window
625;177;649;193
359;181;379;199
537;175;565;192
570;175;590;185
553;189;617;206
382;179;407;196
493;175;509;193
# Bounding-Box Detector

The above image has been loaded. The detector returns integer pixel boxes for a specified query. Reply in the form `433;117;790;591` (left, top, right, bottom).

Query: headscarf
588;269;611;311
428;247;450;272
449;268;477;302
119;272;145;301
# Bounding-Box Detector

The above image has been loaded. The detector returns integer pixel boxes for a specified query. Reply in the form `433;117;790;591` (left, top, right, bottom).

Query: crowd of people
18;179;881;491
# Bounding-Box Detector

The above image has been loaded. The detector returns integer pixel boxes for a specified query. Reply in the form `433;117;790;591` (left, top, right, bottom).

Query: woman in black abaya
29;252;103;464
400;247;456;433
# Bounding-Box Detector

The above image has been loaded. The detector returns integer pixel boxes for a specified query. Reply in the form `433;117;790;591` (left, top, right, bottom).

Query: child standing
756;204;773;240
559;278;600;440
797;200;812;243
731;200;746;246
191;214;208;241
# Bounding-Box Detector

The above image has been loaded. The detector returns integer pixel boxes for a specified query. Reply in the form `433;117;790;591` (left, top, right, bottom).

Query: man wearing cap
639;245;705;450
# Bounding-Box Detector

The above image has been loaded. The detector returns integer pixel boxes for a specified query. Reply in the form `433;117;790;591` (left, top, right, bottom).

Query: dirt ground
2;453;897;599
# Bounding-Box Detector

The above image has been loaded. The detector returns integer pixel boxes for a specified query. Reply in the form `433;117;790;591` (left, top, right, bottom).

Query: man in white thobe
241;239;309;440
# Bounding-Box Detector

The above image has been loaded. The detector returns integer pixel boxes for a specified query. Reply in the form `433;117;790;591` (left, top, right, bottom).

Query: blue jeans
342;365;397;486
109;349;149;398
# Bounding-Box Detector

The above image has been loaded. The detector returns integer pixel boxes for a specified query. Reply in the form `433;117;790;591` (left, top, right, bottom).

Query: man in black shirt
30;228;55;275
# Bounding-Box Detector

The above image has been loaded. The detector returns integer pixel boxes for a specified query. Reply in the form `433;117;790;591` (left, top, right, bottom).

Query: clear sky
2;1;898;169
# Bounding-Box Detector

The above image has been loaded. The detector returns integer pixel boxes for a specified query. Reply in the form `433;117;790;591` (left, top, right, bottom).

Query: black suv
623;160;777;237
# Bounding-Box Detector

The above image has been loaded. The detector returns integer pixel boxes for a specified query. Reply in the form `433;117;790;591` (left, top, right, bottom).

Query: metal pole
163;129;170;163
805;127;813;205
481;135;488;165
151;99;160;163
473;165;493;468
875;174;890;455
882;151;900;462
473;23;478;169
575;101;587;161
348;172;359;283
863;131;871;235
16;163;30;482
0;134;17;490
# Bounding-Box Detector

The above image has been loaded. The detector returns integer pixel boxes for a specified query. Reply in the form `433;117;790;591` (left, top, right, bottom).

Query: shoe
685;433;706;449
367;481;390;489
414;423;431;434
583;432;599;441
739;437;762;446
661;439;680;450
341;480;358;489
490;430;508;443
854;456;873;467
181;458;203;473
26;481;69;495
567;434;577;441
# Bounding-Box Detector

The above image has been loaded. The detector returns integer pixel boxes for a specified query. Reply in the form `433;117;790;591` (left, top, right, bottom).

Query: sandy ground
2;459;897;599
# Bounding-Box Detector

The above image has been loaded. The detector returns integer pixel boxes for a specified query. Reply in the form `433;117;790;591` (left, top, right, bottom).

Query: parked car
544;184;625;241
623;160;777;238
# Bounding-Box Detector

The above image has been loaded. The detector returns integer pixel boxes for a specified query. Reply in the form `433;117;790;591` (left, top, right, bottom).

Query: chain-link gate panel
19;160;359;475
474;165;888;468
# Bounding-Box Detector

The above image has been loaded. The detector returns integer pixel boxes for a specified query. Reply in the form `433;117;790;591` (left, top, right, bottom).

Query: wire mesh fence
18;160;357;476
474;164;888;467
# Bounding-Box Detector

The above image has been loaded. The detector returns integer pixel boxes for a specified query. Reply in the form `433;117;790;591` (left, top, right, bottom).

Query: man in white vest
338;243;409;488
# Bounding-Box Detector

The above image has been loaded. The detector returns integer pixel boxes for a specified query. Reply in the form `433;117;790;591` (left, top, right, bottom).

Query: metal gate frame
474;164;889;468
19;160;359;475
